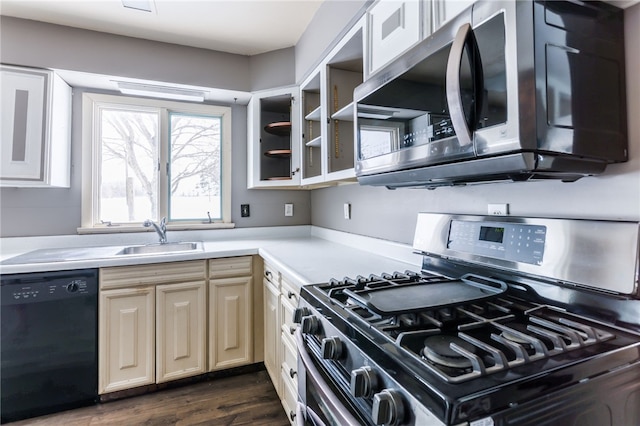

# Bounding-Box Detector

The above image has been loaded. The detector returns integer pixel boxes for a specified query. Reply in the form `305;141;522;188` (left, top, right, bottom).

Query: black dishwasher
1;269;98;423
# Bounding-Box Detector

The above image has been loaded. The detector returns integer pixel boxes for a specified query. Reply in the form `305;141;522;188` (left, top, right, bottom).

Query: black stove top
317;271;636;384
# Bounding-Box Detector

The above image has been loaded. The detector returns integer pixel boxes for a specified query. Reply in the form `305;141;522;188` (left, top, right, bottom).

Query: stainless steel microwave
354;0;627;189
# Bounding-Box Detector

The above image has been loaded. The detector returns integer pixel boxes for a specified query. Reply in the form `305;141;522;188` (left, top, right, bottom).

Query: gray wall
0;16;309;237
308;3;640;245
295;0;369;82
249;47;296;91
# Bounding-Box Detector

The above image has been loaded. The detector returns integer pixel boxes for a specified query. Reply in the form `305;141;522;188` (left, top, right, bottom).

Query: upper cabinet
366;0;476;78
0;65;72;188
299;17;365;187
366;0;423;78
326;21;364;182
433;0;475;31
300;71;324;185
247;86;301;188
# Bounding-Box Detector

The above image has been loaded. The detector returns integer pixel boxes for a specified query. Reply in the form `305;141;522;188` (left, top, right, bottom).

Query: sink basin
116;242;202;256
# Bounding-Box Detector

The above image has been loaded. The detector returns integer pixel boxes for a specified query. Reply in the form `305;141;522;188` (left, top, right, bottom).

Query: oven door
295;330;371;426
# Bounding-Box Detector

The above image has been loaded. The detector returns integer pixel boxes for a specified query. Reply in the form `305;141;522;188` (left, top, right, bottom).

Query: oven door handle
295;329;362;426
296;402;326;426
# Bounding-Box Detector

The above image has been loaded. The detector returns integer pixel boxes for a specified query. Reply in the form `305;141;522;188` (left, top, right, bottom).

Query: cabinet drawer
280;274;300;306
100;260;206;289
280;366;299;425
263;262;279;286
280;294;297;335
209;256;252;278
281;330;298;392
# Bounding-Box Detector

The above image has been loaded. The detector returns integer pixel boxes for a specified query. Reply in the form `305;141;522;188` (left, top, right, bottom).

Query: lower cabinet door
264;278;281;394
209;276;253;370
99;286;155;394
156;281;206;383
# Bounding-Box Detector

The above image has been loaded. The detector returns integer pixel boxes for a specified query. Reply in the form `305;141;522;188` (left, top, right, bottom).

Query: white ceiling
0;0;325;56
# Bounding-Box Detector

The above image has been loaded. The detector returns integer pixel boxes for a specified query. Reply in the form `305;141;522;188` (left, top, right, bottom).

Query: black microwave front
354;0;627;188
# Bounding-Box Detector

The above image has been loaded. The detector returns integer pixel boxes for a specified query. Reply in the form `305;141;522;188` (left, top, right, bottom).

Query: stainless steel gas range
294;213;640;426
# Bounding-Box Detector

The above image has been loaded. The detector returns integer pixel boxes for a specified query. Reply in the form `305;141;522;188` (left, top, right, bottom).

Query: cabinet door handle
290;368;297;379
290;326;297;335
288;291;297;300
264;271;272;279
289;410;296;421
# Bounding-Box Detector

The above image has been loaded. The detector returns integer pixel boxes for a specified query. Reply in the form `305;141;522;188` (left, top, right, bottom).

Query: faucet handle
159;217;167;228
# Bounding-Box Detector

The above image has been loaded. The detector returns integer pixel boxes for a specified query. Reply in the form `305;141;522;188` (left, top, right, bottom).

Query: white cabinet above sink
0;65;72;188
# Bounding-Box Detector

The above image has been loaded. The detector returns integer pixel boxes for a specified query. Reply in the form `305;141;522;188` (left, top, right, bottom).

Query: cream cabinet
263;261;282;394
99;286;155;394
156;281;206;383
247;87;301;188
279;274;300;425
262;261;302;424
208;257;253;370
99;260;207;394
0;65;71;187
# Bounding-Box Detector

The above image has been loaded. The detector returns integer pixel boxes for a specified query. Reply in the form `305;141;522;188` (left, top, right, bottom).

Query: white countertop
0;226;422;287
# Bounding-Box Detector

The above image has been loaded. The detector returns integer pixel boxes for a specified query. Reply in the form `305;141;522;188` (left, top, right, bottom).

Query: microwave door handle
446;23;473;147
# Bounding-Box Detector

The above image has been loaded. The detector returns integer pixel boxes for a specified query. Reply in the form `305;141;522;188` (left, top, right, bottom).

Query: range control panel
447;219;546;265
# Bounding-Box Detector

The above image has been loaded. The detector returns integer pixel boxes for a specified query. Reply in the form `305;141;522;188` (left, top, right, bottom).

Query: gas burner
422;335;476;369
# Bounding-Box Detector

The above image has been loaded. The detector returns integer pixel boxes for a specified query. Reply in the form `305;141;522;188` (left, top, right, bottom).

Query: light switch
285;203;294;217
344;203;351;220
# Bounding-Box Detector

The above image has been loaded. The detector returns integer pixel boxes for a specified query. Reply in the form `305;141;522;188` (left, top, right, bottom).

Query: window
81;93;232;231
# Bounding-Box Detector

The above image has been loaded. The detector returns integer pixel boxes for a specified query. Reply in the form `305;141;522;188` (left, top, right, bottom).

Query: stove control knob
293;307;310;324
350;366;378;398
320;336;343;360
372;389;405;426
300;315;320;335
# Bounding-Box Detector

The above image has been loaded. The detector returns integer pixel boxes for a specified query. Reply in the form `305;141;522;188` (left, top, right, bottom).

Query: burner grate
393;302;616;383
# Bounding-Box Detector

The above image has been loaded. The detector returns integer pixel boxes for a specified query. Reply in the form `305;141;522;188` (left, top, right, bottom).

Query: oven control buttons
350;366;378;398
293;307;310;323
300;315;320;335
320;336;343;360
372;389;405;426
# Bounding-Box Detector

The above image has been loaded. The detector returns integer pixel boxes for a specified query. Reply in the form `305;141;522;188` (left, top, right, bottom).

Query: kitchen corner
0;226;421;281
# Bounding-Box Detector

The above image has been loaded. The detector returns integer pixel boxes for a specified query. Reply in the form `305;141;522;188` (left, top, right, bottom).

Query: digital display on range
479;226;504;243
447;220;547;265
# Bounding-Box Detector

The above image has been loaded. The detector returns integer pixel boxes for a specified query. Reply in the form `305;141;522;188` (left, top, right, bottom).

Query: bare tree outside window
100;109;159;222
169;113;222;220
99;108;222;224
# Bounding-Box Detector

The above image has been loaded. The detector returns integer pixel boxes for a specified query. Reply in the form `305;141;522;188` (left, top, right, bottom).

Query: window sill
77;222;236;235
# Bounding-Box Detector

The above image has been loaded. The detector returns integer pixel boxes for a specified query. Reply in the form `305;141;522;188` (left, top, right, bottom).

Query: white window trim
80;92;233;233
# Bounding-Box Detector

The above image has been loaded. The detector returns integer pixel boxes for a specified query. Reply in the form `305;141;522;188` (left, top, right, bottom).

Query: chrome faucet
143;217;167;244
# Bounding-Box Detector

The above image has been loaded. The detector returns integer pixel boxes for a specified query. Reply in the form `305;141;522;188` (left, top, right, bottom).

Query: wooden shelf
264;149;291;158
264;121;291;136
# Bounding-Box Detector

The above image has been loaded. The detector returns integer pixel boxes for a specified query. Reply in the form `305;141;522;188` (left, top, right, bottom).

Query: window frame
80;92;233;233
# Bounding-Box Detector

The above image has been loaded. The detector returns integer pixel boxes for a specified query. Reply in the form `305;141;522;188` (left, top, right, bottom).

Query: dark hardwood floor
9;370;290;426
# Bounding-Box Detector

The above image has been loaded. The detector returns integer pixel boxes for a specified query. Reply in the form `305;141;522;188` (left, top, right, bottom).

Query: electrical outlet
285;203;293;217
344;203;351;220
488;203;509;216
240;204;250;217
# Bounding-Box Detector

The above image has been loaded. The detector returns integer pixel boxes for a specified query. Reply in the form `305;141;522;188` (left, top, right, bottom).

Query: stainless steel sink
116;242;202;256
